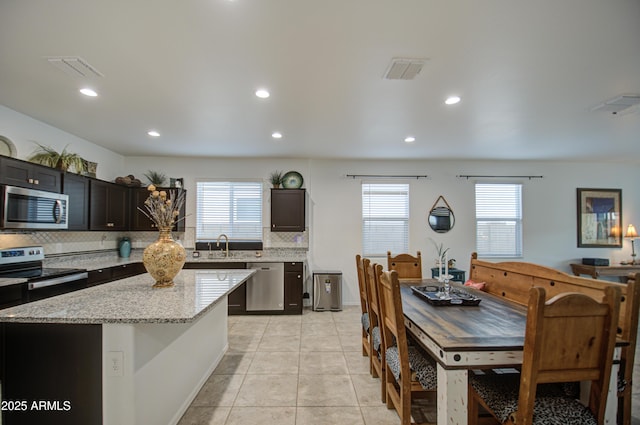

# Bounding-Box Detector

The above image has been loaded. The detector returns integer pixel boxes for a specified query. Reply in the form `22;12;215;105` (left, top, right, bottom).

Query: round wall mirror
428;196;455;233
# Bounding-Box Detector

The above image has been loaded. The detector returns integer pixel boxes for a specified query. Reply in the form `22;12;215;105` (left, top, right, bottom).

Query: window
362;183;409;256
196;181;263;241
475;183;522;258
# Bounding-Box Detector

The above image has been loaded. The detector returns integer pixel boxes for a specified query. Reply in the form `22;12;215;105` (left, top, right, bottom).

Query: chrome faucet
216;234;229;258
207;242;214;259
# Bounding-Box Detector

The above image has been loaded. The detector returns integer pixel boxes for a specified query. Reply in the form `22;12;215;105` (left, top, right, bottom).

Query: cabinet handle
297;275;301;278
272;224;276;228
97;269;103;273
34;180;39;185
28;178;34;184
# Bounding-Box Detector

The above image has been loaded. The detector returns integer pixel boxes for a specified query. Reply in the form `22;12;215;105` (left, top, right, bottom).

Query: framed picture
577;188;622;247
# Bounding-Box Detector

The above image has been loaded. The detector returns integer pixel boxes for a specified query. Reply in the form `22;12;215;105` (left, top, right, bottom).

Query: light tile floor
178;306;420;425
178;305;639;425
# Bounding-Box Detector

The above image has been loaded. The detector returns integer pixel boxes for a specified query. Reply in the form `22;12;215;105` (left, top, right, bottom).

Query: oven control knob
29;250;34;255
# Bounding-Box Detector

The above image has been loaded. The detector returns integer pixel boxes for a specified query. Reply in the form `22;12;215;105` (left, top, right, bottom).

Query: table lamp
625;224;638;265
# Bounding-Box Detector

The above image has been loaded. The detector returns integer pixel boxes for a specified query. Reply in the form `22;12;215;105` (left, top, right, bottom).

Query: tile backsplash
0;226;308;255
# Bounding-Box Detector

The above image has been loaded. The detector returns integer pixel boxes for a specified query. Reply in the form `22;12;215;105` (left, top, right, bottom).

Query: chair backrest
356;254;369;316
365;261;383;330
387;251;422;279
515;286;621;424
378;269;411;374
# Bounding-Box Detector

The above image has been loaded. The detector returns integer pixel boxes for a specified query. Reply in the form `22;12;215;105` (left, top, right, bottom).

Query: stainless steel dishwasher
246;262;285;311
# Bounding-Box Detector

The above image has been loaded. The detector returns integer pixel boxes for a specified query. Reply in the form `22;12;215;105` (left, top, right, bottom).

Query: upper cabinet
130;187;186;232
0;156;62;193
89;180;129;231
271;189;306;232
63;173;90;230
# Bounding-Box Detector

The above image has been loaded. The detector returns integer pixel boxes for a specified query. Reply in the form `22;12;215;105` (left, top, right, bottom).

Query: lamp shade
625;224;638;238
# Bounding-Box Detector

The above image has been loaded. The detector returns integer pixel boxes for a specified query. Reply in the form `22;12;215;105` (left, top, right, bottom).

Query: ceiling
1;0;639;161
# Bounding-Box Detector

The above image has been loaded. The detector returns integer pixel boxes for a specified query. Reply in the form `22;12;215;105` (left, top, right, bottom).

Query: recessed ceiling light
147;130;160;137
271;132;283;139
404;136;416;143
255;89;270;99
445;95;461;105
79;88;98;97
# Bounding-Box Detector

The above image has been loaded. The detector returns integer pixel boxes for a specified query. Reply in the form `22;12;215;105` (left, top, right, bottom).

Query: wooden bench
468;252;640;425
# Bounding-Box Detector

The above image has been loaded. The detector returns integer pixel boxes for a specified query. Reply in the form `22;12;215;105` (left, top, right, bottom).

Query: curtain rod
346;174;428;179
456;175;544;180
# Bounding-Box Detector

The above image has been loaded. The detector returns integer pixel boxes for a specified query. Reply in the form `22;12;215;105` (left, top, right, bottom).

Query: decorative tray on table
410;285;482;306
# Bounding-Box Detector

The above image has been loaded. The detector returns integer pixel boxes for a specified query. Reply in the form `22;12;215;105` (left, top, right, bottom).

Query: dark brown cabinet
227;283;247;315
89;179;129;231
87;267;113;286
111;263;146;280
62;173;90;230
88;263;146;287
130;187;186;232
271;189;306;232
0;155;62;192
284;262;304;314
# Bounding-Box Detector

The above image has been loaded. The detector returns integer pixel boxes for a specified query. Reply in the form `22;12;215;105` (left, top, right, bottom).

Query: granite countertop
0;269;255;324
0;249;306;288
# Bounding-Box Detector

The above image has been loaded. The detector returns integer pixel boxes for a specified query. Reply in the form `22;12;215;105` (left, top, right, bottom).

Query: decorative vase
118;237;131;258
142;226;186;288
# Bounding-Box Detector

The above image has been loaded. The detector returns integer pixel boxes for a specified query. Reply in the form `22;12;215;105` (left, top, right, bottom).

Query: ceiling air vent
591;94;640;115
383;58;427;80
45;56;104;78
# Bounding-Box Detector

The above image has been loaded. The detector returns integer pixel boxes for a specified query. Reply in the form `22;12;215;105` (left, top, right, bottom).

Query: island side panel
1;323;102;425
102;297;229;425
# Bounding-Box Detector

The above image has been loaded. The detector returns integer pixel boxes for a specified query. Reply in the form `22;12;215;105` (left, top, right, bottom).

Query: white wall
0;105;125;180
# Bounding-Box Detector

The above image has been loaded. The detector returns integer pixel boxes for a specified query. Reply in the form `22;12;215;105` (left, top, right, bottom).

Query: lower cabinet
227;283;247;315
284;262;304;314
88;263;146;287
87;267;113;286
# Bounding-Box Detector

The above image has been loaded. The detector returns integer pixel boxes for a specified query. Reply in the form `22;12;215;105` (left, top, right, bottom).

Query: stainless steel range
0;246;88;308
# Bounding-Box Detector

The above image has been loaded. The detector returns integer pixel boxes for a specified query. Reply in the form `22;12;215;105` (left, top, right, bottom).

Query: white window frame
195;180;263;241
475;182;523;258
362;182;409;257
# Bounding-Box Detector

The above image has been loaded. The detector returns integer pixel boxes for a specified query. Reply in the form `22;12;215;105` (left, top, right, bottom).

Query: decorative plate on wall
282;171;303;188
0;136;17;158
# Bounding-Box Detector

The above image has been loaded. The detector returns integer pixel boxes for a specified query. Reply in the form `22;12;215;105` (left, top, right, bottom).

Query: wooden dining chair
355;254;371;361
365;261;386;402
468;286;621;425
387;251;422;280
618;273;640;425
378;269;437;425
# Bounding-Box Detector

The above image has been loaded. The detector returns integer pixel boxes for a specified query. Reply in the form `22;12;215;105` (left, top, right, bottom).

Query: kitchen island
0;268;255;425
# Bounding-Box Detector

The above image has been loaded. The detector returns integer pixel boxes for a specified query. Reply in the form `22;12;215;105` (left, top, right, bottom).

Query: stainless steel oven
1;185;69;230
0;246;87;307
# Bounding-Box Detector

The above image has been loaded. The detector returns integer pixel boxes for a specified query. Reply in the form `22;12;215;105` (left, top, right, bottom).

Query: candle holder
437;273;453;299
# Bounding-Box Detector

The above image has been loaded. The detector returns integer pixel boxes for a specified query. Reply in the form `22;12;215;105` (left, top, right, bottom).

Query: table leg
437;364;468;425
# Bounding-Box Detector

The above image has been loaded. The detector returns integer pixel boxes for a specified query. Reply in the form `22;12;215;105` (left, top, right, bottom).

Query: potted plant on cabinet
269;170;284;188
27;143;86;174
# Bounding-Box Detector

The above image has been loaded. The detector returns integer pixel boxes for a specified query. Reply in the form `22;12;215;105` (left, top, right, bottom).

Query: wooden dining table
400;279;621;425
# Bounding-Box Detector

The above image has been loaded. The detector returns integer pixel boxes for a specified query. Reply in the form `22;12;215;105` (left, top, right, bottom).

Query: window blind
475;183;522;258
362;183;409;256
196;181;263;241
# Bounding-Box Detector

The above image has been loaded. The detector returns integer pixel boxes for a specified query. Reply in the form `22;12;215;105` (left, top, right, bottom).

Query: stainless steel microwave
1;185;69;230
